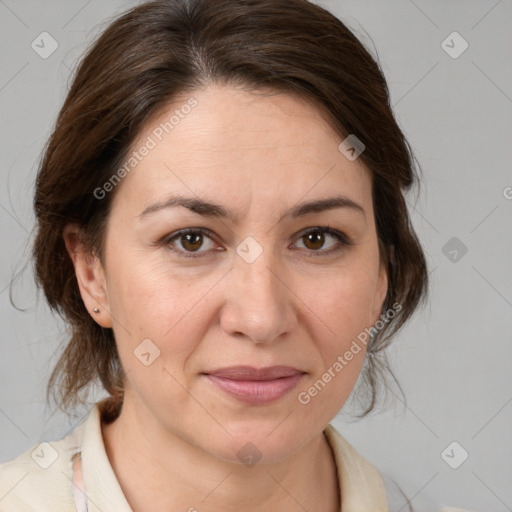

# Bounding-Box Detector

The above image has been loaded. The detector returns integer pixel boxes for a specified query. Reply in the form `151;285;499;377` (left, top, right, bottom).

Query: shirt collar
324;423;388;511
78;403;388;511
80;403;133;511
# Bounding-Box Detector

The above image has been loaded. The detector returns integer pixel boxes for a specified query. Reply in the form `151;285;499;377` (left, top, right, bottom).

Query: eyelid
291;225;353;257
160;228;221;258
160;225;352;258
297;225;352;246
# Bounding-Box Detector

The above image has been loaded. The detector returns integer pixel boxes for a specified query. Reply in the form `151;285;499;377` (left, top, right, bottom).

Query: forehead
111;84;372;216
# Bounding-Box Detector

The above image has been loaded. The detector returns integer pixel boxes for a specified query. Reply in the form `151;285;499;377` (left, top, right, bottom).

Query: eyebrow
138;194;366;222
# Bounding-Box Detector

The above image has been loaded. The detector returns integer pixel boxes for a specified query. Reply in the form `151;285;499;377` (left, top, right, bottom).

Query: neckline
75;404;387;511
71;451;88;511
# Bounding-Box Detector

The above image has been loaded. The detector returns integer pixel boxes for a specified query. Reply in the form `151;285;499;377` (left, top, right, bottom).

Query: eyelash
160;226;353;259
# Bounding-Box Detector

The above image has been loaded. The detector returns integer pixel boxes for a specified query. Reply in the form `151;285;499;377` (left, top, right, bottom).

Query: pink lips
203;365;305;405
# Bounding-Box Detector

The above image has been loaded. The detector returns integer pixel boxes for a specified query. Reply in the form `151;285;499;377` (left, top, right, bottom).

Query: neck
101;396;340;512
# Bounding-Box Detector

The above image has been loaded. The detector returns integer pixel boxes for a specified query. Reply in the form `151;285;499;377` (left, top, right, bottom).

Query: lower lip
204;373;304;405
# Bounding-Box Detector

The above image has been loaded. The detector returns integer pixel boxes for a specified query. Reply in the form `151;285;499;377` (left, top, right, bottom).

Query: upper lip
204;365;304;381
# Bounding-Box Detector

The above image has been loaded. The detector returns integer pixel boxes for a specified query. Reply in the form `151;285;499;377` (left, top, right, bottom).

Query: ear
63;224;113;328
370;248;390;325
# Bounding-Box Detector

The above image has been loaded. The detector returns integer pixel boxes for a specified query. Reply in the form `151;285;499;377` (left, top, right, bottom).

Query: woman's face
78;84;387;463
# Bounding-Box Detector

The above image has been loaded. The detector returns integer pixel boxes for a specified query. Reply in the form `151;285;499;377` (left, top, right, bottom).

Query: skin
65;83;388;512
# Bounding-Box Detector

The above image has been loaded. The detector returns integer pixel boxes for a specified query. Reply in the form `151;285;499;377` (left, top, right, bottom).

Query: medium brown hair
33;0;428;421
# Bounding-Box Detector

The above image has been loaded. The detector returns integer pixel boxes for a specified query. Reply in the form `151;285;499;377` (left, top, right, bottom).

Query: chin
207;436;298;467
199;419;314;466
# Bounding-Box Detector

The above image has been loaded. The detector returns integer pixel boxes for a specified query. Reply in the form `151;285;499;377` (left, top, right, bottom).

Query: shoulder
0;412;89;511
324;423;478;512
382;474;479;512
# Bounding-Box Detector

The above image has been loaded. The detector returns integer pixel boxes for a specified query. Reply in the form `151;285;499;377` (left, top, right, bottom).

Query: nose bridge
221;238;296;343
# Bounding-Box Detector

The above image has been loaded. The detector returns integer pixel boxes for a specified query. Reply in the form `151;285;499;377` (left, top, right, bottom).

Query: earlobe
63;224;113;328
371;258;389;325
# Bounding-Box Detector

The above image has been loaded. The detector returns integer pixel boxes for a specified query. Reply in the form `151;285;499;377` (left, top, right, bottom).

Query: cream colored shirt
0;402;473;511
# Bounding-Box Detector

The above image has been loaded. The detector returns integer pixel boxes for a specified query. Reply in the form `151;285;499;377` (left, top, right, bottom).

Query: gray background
1;0;511;510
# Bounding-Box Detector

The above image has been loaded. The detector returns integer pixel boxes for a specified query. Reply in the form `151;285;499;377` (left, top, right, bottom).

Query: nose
219;245;298;345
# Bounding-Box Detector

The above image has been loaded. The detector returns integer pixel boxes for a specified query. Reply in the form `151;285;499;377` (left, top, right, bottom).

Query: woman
0;0;472;510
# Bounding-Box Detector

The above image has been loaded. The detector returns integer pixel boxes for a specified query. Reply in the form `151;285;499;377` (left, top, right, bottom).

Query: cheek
298;303;370;412
304;260;379;338
105;252;219;360
296;259;378;395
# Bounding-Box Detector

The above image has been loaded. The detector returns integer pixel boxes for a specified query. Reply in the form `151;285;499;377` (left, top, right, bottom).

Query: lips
202;365;305;405
205;365;303;380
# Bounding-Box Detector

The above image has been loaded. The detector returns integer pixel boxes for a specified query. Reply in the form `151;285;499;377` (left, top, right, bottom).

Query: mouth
202;365;306;405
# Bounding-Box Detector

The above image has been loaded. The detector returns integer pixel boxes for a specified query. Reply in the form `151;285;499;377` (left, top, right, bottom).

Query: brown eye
294;226;352;256
180;232;204;252
162;226;351;259
164;228;218;258
302;231;326;251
